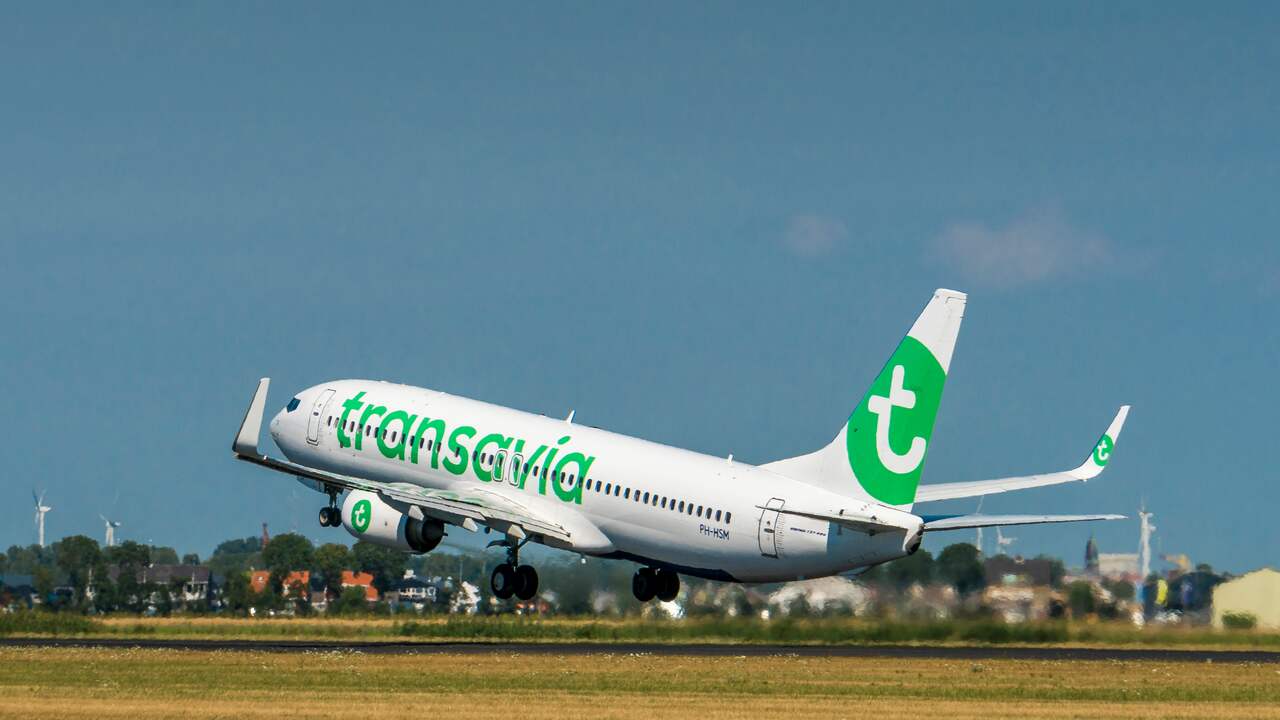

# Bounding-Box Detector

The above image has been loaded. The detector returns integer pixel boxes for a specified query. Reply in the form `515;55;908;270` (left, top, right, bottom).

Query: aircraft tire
632;568;657;602
318;507;335;527
514;565;539;601
491;564;517;600
655;569;680;602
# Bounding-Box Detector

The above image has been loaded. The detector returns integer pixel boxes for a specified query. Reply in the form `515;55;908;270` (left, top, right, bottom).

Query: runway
4;637;1277;663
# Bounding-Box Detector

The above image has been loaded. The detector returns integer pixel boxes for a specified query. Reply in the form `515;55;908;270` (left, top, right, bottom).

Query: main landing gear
632;567;679;602
318;489;341;527
489;537;539;601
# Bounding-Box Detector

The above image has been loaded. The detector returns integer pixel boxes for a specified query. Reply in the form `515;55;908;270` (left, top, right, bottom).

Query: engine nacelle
341;490;444;554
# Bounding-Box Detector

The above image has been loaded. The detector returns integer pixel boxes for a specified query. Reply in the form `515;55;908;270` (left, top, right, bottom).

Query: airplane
232;289;1128;603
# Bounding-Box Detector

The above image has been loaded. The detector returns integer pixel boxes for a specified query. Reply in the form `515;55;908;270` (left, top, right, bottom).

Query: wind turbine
33;490;52;548
995;527;1016;555
100;514;122;548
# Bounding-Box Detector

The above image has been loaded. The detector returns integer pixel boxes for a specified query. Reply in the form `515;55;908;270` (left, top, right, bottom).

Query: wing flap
915;405;1130;503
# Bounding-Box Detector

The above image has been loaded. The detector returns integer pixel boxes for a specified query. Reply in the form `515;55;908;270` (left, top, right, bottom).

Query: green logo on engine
845;336;945;506
1092;434;1114;466
351;499;372;533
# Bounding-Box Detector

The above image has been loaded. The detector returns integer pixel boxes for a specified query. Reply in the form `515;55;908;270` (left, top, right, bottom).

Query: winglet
1069;405;1130;480
233;378;271;457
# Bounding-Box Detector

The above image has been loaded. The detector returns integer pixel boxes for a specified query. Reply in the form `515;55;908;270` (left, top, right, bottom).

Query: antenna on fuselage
565;410;575;424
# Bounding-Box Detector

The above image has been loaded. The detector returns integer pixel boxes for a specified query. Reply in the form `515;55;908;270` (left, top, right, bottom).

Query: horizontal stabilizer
922;513;1125;531
915;405;1130;503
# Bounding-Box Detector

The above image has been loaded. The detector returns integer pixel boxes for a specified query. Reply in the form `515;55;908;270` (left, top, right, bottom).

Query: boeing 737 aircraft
232;289;1128;602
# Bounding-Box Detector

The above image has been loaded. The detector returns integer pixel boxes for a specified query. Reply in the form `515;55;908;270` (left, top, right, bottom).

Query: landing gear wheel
655;569;680;602
514;565;539;601
491;564;517;600
318;507;336;527
632;568;657;602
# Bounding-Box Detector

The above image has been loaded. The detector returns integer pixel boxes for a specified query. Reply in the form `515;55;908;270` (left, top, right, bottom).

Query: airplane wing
914;406;1130;503
232;378;572;545
920;513;1125;531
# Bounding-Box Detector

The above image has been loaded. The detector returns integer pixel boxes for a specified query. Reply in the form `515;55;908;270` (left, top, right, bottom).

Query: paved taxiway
3;637;1276;663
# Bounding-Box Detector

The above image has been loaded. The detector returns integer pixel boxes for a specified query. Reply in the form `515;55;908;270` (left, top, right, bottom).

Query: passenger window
697;505;703;517
569;474;575;486
678;501;685;512
624;488;630;499
605;483;613;494
715;510;721;522
726;512;732;524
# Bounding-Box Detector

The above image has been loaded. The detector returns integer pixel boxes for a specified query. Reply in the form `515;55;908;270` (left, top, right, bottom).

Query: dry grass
0;647;1277;719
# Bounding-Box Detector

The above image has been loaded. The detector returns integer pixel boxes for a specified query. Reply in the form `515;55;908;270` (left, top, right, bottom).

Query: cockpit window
285;397;301;412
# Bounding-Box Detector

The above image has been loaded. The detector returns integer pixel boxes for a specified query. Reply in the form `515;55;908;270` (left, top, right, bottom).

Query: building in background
1212;568;1280;630
1098;553;1140;583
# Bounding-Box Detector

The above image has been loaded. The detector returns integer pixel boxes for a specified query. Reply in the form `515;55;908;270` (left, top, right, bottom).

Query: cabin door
306;389;336;445
758;497;785;558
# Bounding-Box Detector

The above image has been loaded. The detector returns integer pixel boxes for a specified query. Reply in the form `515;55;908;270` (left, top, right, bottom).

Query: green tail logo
845;336;945;506
1092;435;1114;467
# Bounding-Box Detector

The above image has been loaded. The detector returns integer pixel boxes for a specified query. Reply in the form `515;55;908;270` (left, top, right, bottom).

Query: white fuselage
270;380;920;583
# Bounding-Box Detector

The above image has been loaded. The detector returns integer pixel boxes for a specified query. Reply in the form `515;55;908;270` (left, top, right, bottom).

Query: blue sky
2;3;1276;572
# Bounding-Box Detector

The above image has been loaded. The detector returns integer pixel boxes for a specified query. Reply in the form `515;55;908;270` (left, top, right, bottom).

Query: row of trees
5;531;1075;617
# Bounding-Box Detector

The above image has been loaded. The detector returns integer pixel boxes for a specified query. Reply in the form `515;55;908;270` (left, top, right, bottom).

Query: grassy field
0;646;1277;719
3;613;1277;650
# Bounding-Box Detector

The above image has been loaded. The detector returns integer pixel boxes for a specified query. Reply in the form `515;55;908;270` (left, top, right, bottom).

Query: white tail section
763;289;966;509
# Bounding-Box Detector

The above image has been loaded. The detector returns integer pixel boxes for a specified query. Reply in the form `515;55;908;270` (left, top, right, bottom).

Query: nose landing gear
489;536;539;601
632;567;679;602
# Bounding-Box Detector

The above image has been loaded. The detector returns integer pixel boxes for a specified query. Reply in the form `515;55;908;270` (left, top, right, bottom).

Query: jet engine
340;489;444;553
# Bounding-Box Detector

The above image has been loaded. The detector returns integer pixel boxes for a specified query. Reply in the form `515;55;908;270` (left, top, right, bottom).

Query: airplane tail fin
763;289;966;510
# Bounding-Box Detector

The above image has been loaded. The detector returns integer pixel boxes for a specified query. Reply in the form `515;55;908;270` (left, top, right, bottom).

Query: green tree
1034;554;1066;588
1101;578;1135;602
6;544;55;575
32;566;55;601
313;543;352;598
149;546;180;565
222;571;254;614
331;586;371;615
54;535;102;606
105;541;152;611
212;537;262;556
1067;581;1097;617
261;533;314;592
886;549;934;590
181;553;200;565
106;540;151;568
352;541;407;593
936;543;985;596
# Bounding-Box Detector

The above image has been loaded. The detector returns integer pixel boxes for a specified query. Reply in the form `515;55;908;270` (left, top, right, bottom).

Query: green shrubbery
0;611;100;636
1222;612;1257;630
391;616;1072;644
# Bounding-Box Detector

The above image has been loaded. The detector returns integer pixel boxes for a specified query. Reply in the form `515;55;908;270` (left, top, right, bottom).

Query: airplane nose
269;409;284;441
